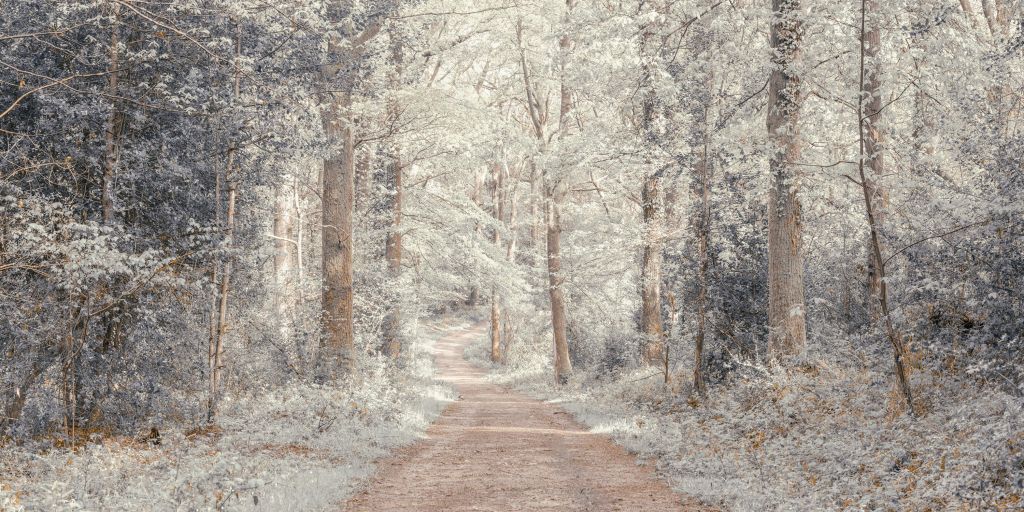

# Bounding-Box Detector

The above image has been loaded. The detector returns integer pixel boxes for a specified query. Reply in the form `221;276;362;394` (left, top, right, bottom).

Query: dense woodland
2;0;1023;510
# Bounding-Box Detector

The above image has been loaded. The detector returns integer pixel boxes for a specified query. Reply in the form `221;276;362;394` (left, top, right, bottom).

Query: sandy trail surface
344;323;710;511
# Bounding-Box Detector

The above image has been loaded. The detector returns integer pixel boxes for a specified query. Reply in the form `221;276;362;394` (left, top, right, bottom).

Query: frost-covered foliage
3;0;1024;508
470;330;1024;510
0;322;454;511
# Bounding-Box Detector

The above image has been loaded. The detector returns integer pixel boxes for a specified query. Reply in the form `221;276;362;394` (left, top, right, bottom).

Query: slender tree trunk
209;171;236;421
766;0;808;358
857;0;915;414
382;151;403;358
382;28;404;358
862;0;888;318
208;24;241;422
490;162;503;362
692;133;712;396
546;198;572;383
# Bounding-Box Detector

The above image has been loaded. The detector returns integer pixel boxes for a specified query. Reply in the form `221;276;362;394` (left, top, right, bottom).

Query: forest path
343;322;710;512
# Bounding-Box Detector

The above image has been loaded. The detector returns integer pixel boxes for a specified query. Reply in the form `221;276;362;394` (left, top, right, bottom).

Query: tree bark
382;28;404;359
320;91;356;375
273;182;295;338
547;0;576;384
319;22;365;375
862;0;888;318
692;129;712;396
546;199;572;383
640;175;665;364
857;0;915;414
637;15;665;364
766;0;808;358
490;162;503;362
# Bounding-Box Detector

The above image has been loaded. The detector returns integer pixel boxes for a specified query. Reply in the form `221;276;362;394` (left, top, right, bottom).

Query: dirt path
344;323;711;512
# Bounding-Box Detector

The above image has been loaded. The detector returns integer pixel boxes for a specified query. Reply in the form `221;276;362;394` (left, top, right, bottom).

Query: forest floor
344;322;711;512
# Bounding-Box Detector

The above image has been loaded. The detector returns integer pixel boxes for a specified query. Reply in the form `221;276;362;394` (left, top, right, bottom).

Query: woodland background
1;0;1022;510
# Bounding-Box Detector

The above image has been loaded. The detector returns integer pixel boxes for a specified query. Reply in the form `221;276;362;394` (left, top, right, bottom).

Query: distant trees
2;0;1022;440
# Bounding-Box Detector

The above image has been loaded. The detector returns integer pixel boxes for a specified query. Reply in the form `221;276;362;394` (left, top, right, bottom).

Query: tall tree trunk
857;0;915;414
640;175;665;363
546;198;572;383
382;152;403;358
862;0;888;318
637;12;665;366
766;0;808;358
320;89;356;375
547;0;576;384
382;27;404;359
490;162;503;362
319;22;364;375
692;125;712;396
516;5;574;384
209;170;236;422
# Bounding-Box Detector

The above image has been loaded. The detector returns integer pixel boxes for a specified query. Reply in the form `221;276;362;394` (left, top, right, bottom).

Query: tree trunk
320;91;356;375
766;0;808;358
319;29;360;376
209;170;236;422
490;162;503;362
208;24;241;423
692;133;712;396
546;199;572;383
547;0;576;384
382;27;404;359
862;0;888;318
640;175;665;364
382;152;403;358
637;4;665;366
857;0;915;414
273;182;295;338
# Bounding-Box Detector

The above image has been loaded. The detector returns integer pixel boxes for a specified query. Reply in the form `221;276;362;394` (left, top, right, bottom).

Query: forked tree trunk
857;0;915;414
516;9;574;384
766;0;808;358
